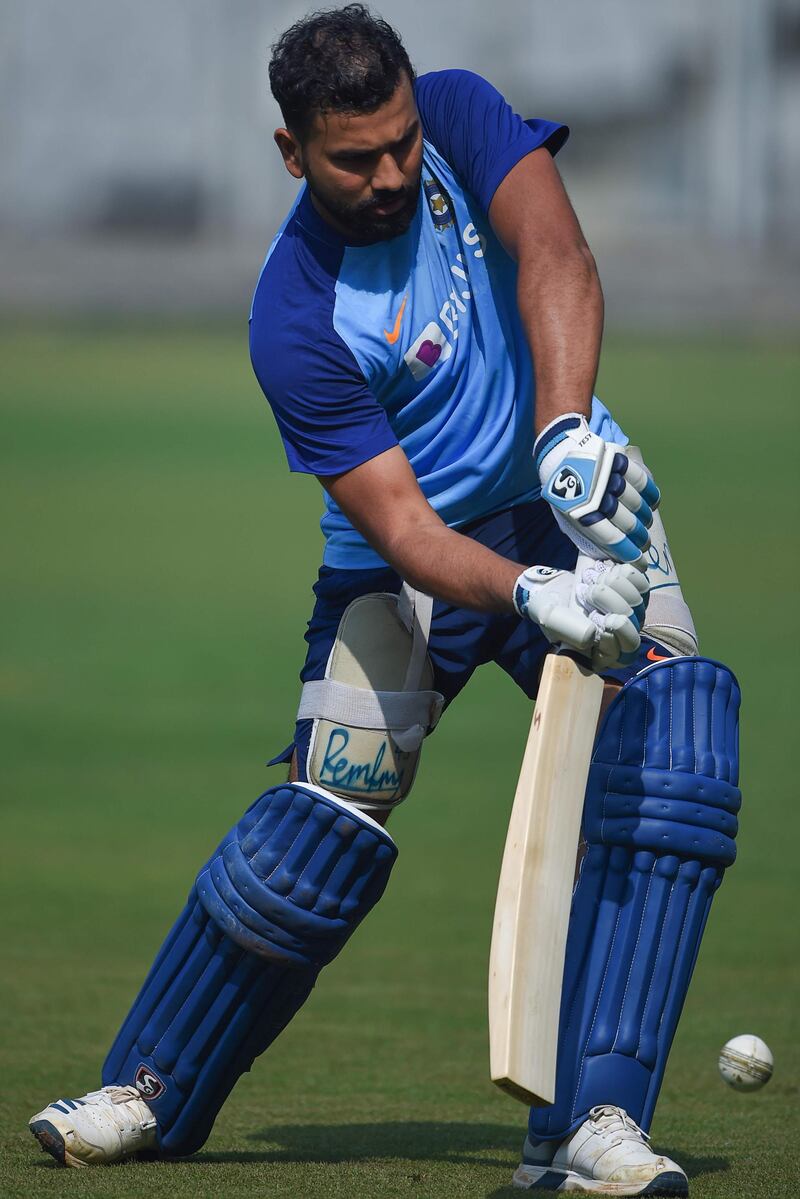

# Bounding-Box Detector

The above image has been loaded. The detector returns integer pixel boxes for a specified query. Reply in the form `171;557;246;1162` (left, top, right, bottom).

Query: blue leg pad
529;657;741;1141
103;783;397;1155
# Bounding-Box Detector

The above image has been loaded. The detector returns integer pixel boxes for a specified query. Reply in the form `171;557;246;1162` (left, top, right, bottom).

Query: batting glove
534;414;660;566
513;558;650;670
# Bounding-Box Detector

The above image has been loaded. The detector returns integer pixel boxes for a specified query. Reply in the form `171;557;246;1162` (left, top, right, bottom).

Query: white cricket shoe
29;1085;157;1167
513;1105;688;1195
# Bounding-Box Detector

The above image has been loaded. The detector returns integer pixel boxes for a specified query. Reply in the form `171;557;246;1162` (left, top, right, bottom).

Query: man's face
275;74;423;242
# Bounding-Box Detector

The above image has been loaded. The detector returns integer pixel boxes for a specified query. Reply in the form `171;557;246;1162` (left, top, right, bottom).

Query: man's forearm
487;148;605;435
323;447;526;614
518;238;604;434
378;515;522;613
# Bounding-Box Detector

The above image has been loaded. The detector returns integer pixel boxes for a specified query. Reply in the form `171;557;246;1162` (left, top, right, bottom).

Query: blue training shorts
270;499;668;772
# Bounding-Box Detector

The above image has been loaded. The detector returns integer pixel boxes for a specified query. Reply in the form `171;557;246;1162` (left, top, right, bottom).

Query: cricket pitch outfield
1;325;798;1198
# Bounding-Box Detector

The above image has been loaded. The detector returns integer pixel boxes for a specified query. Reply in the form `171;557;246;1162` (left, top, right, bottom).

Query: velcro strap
298;678;444;752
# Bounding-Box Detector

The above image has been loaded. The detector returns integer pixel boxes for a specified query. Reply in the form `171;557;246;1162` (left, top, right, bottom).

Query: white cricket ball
718;1034;773;1091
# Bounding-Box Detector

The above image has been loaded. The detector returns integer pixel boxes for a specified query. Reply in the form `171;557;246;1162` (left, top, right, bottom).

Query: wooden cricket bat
488;652;604;1105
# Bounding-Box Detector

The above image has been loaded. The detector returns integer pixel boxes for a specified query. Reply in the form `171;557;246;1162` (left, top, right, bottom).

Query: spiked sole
641;1175;688;1197
513;1162;689;1195
29;1118;87;1168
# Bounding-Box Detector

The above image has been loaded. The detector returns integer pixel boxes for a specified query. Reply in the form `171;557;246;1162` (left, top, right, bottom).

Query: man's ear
274;128;305;180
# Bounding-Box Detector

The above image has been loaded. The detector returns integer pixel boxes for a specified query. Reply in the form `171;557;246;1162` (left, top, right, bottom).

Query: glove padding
513;558;649;670
534;414;661;565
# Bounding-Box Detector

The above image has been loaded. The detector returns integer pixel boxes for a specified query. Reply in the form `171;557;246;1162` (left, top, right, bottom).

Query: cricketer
29;7;741;1194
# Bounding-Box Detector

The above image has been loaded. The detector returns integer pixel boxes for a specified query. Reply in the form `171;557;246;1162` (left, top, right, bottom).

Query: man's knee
196;782;398;965
290;749;393;828
293;589;444;819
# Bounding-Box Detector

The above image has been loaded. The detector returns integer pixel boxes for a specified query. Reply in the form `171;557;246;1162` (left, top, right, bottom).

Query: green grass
2;325;798;1197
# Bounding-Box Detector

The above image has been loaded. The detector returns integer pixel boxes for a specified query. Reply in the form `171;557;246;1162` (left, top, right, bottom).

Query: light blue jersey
250;70;625;568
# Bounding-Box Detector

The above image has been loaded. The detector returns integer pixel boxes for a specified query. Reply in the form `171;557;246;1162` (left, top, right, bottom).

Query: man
29;7;741;1194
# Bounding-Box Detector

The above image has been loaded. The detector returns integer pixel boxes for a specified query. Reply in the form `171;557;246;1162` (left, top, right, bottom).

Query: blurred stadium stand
2;0;798;328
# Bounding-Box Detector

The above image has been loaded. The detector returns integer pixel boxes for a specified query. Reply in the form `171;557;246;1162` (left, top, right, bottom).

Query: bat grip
556;553;596;670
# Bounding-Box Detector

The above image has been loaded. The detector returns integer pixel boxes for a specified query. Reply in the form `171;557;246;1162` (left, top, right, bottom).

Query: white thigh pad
298;589;443;813
627;446;699;656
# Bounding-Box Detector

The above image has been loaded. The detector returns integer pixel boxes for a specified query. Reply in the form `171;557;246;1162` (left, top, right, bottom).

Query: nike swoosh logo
384;294;408;345
646;647;671;662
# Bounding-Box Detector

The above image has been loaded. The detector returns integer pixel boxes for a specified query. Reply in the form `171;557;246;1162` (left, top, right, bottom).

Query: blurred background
3;4;799;1195
2;0;799;328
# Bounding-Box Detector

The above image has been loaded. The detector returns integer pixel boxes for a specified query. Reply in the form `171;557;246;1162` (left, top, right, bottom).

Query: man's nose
372;152;405;193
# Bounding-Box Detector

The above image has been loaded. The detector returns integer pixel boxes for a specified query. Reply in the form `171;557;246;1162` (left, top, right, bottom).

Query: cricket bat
488;651;604;1105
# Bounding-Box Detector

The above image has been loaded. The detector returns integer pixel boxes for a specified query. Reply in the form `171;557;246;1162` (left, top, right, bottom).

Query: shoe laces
102;1085;143;1105
98;1085;156;1130
587;1105;650;1144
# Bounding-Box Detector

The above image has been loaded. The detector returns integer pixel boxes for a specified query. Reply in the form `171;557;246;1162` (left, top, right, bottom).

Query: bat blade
489;653;604;1106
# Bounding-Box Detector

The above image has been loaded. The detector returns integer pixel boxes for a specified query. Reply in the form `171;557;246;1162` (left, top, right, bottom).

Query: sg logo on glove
549;466;586;504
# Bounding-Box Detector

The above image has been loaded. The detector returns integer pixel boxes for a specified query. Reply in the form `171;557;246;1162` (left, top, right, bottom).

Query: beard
305;171;420;242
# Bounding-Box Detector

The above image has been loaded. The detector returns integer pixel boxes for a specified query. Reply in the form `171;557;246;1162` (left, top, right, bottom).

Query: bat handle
572;553;596;599
556;554;596;670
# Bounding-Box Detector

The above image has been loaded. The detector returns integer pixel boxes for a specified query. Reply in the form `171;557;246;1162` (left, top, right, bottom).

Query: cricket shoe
513;1105;688;1195
29;1085;157;1167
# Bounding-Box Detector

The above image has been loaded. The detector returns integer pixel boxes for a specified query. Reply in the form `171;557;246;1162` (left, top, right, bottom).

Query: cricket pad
103;783;397;1155
529;656;741;1141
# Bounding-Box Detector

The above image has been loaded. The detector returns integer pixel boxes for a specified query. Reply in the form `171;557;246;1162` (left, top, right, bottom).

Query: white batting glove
513;559;650;670
578;559;651;669
534;414;661;566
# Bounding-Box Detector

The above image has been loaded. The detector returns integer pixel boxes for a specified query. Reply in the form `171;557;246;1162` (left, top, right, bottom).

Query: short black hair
269;4;416;140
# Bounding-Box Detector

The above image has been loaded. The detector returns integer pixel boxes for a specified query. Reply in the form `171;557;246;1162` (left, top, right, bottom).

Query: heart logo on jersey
416;340;442;368
403;322;452;381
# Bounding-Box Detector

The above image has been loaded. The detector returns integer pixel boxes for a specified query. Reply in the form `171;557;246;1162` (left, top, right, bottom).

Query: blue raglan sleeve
414;69;568;212
249;233;398;477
